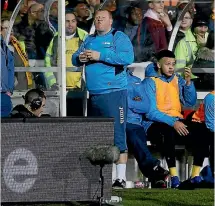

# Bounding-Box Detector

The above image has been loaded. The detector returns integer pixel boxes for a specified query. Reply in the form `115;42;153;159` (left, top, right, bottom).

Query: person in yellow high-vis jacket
174;16;209;79
44;10;88;89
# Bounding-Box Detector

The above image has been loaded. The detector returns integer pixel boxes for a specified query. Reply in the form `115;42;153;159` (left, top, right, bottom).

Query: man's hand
85;50;100;61
184;67;192;85
196;34;207;48
159;12;172;29
6;91;11;97
79;52;89;63
173;121;189;136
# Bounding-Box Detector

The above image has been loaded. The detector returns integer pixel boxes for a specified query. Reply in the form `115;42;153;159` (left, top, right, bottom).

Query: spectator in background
192;16;209;48
126;70;170;188
172;11;194;51
103;0;126;31
1;19;34;90
192;31;214;90
0;29;14;117
74;1;93;33
175;0;196;22
49;0;58;31
10;88;46;118
45;11;87;90
138;0;172;62
174;16;209;78
121;5;144;62
45;11;88;116
87;0;101;16
141;50;209;189
72;9;134;189
14;3;53;60
103;0;116;12
14;3;53;89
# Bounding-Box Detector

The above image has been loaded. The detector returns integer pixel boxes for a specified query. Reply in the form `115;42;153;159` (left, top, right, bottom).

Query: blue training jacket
141;63;197;133
72;29;134;94
127;71;151;126
1;36;14;93
204;92;214;132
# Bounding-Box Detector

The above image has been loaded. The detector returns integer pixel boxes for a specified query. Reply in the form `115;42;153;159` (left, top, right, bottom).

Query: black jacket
10;105;37;118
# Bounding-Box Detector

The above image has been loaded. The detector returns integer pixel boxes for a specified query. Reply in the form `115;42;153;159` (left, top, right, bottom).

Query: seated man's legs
126;123;169;180
177;120;213;189
209;132;214;175
147;122;180;188
184;121;210;178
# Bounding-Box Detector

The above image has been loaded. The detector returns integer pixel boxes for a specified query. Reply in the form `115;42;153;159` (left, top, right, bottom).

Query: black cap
156;50;175;61
193;15;209;28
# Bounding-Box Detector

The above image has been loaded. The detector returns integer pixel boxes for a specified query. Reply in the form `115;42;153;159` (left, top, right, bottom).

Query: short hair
126;5;141;16
156;49;175;61
65;9;77;18
24;89;46;105
205;31;214;50
95;9;113;19
178;10;194;20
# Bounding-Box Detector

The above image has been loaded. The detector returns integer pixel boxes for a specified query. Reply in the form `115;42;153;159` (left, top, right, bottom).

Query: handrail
5;0;24;45
14;67;82;72
14;66;214;73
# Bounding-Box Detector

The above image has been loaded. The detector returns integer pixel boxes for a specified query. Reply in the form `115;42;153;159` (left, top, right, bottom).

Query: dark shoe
112;179;126;189
153;165;170;181
150;165;170;188
171;176;180;188
179;176;202;190
151;179;167;188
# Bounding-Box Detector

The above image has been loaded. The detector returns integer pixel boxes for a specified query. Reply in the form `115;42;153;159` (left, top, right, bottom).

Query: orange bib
151;76;183;118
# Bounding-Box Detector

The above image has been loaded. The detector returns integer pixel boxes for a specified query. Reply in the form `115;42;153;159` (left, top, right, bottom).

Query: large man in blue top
141;50;210;189
72;9;134;189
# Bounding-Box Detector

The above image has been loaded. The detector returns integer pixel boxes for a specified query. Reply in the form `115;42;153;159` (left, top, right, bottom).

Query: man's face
1;20;9;38
29;3;44;21
34;98;46;117
130;7;143;25
180;12;193;30
75;3;90;19
157;57;175;77
88;0;100;7
50;1;58;17
65;13;77;35
194;25;208;37
94;10;113;33
149;0;164;14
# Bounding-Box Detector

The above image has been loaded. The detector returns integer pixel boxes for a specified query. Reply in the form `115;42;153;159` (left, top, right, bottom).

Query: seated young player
139;50;209;188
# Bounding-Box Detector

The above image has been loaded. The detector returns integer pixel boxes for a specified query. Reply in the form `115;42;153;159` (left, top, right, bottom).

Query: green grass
4;189;214;206
113;189;214;206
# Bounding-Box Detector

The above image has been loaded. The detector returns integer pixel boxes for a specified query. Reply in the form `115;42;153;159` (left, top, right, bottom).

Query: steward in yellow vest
44;11;88;89
141;50;210;189
175;17;209;79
